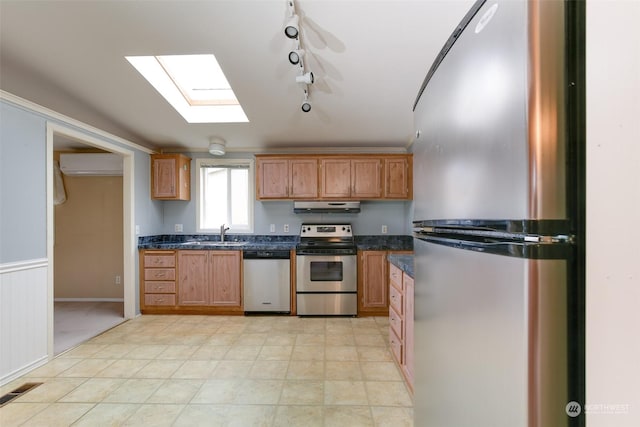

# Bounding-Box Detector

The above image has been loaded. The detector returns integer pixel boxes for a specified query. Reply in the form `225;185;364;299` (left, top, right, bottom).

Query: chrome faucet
220;224;230;242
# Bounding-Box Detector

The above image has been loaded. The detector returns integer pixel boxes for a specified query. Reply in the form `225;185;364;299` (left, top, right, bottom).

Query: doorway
46;123;136;357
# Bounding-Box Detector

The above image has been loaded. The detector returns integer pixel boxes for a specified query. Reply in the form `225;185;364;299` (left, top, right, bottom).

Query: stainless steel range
296;223;357;316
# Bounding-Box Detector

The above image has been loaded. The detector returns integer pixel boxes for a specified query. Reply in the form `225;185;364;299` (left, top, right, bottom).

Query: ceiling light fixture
301;90;311;113
284;0;316;112
288;48;305;65
208;137;226;156
284;1;299;39
295;71;314;85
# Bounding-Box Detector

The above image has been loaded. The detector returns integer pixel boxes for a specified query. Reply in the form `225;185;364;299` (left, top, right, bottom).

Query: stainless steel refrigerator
411;1;585;426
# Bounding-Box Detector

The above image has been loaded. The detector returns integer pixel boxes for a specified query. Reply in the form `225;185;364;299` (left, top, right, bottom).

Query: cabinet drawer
144;268;176;281
389;283;403;315
389;263;403;290
144;281;176;294
389;304;403;339
144;254;176;268
145;294;176;306
389;327;402;364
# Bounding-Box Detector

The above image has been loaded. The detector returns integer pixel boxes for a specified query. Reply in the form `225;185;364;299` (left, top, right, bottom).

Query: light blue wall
0;102;48;263
161;152;412;236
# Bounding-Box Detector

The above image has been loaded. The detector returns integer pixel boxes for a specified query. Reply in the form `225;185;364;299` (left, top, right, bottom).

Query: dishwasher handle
243;250;291;260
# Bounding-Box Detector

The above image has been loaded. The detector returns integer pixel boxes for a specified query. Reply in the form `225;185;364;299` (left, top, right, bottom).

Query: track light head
295;71;314;85
288;49;305;65
301;100;311;113
284;14;299;39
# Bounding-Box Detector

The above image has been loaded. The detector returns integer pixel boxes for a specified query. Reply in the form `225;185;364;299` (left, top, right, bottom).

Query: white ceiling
0;0;475;153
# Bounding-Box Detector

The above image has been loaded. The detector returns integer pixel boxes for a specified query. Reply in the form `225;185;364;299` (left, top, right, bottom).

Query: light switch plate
175;224;183;232
382;225;388;234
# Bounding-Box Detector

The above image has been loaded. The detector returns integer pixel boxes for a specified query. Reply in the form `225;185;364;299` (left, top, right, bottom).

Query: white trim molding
0;258;48;274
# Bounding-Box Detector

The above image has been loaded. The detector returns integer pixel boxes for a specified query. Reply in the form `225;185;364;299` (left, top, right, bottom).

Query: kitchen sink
179;241;247;247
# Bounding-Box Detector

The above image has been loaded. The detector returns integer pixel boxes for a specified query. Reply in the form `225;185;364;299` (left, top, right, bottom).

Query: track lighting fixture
288;48;305;65
301;90;311;113
296;71;314;85
208;137;226;156
284;1;299;39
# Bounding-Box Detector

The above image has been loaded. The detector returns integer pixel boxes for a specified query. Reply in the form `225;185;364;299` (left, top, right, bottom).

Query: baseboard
0;354;48;387
54;298;124;302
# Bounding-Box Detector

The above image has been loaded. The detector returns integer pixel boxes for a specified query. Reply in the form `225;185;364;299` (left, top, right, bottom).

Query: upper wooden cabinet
151;154;191;200
256;157;318;199
256;154;412;201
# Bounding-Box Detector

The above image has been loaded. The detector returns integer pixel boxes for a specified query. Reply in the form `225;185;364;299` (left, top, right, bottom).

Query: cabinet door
358;251;388;315
320;159;351;198
209;251;242;306
257;158;289;199
403;274;414;389
290;158;318;198
178;251;208;305
385;157;411;199
351;158;382;198
153;157;177;198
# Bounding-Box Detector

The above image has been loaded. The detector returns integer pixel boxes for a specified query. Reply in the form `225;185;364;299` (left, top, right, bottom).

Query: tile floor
1;315;413;426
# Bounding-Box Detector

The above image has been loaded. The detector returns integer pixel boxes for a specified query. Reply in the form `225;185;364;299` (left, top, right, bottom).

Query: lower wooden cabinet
358;250;412;316
389;262;414;393
140;249;242;314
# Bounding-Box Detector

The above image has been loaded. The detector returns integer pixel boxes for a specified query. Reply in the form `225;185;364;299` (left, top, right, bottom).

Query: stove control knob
302;229;306;233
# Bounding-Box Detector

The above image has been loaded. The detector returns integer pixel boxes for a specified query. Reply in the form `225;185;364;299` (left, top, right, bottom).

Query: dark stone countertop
387;254;414;278
138;234;414;252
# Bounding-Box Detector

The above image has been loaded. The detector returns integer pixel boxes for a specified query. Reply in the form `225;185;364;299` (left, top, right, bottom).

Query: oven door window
309;261;343;282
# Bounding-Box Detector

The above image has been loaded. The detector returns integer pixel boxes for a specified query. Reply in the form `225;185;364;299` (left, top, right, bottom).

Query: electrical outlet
115;275;121;285
174;224;183;232
382;225;388;234
284;224;289;232
270;224;276;233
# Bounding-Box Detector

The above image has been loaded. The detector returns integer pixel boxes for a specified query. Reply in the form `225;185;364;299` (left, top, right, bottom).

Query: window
196;158;254;233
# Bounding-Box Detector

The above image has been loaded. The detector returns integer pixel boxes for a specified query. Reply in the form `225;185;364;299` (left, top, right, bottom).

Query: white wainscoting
0;259;49;385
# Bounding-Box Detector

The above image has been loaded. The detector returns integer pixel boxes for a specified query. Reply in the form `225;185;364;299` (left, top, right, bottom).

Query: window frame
195;157;255;234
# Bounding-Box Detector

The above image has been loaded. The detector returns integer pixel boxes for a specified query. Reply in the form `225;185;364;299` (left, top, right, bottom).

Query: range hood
294;201;361;214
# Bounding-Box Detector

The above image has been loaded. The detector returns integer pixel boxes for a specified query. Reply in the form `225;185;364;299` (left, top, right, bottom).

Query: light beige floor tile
325;334;356;346
156;344;199;360
286;360;325;380
216;323;247;334
292;345;325;361
324;380;368;405
190;344;230;360
248;361;290;379
24;358;82;378
273;405;324;427
57;358;116;377
0;402;48;425
226;404;276;427
73;402;139;426
133;360;183;378
191;379;242;404
361;361;403;381
279;380;324;405
355;333;387;347
296;333;326;346
324;405;373;427
234;333;268;345
223;345;261;360
58;378;125;403
206;333;238;346
59;343;108;358
126;344;168;359
325;361;363;380
90;343;138;359
233;379;283;404
365;381;413;407
122;403;184;426
212;360;254;378
171;360;219;379
146;379;203;404
264;334;297;346
94;359;150;378
103;378;163;403
14;378;85;402
24;402;95;426
172;404;227;427
357;347;393;362
371;406;414;427
325;345;359;361
257;345;293;360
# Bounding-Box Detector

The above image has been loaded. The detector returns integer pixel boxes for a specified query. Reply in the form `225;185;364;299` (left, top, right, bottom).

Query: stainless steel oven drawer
297;293;357;316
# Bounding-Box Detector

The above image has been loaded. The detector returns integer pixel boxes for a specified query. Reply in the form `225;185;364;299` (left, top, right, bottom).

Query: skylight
126;54;248;123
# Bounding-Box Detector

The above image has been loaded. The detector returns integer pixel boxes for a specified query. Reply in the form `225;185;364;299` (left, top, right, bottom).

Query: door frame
46;122;136;358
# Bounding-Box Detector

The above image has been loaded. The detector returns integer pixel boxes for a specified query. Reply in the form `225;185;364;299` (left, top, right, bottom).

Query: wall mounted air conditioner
59;153;123;176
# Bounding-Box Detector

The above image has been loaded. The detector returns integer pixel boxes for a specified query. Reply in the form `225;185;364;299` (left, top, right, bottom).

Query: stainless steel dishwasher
243;250;291;314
